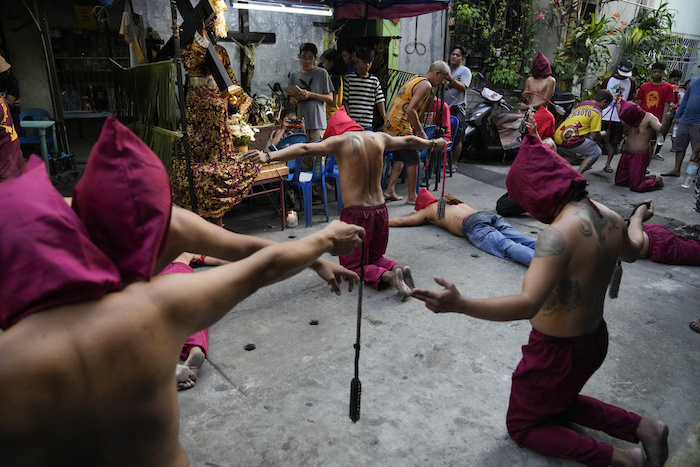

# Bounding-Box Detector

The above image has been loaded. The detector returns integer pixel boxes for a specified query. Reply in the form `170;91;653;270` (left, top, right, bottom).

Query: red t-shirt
636;81;674;122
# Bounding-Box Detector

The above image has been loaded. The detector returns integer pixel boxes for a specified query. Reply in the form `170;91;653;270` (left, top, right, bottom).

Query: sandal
690;320;700;334
604;166;613;173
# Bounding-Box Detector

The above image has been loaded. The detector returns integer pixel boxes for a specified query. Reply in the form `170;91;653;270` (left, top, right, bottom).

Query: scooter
461;77;523;162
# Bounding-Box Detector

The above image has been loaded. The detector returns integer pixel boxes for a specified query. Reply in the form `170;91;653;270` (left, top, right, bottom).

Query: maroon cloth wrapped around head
415;188;438;211
323;106;364;139
0;156;122;330
506;134;587;224
618;100;646;128
532;51;552;79
72;117;172;284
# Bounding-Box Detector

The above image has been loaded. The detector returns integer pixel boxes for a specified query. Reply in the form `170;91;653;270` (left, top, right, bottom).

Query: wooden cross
155;0;235;94
227;9;275;93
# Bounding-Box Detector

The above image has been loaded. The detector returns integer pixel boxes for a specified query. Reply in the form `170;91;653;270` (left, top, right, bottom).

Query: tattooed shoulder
535;226;566;257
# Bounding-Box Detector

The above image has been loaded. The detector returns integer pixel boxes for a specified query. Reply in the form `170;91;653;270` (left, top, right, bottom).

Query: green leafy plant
553;12;617;89
452;0;538;91
616;3;688;83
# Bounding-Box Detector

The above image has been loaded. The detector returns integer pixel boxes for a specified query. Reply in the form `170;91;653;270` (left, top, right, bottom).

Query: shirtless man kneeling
389;189;536;266
411;135;669;467
614;100;673;192
243;106;447;298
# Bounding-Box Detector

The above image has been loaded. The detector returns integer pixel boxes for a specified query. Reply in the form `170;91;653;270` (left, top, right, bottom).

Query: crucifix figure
228;9;275;94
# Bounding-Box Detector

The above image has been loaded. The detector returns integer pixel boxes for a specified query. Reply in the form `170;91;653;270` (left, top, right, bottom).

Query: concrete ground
177;140;700;467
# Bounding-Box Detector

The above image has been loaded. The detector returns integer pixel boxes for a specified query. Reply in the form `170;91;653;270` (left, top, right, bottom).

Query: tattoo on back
542;278;583;316
575;203;621;244
535;226;565;257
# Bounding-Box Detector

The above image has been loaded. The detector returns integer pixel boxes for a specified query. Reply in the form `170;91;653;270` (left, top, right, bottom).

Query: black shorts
392;148;419;164
450;106;467;144
606;121;624;146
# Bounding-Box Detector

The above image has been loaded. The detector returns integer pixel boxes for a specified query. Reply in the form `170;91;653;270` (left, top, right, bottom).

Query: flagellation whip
349;240;365;423
437;143;447;220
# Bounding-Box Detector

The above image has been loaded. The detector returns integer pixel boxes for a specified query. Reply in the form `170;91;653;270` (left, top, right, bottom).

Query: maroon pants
159;262;210;360
506;322;641;466
615;150;661;192
644;224;700;265
340;204;398;290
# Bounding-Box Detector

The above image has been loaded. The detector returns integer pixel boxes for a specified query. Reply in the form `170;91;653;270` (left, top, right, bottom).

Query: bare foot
402;266;415;289
636;417;669;467
611;446;644;467
384;192;403;202
393;267;412;301
176;350;205;391
405;198;416;205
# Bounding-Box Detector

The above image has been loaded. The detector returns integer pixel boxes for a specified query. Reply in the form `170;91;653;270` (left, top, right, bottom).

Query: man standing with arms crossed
383;61;452;204
411;135;669;466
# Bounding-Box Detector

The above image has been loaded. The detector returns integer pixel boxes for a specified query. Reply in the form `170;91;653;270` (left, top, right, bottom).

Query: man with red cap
243;106;447;297
389;188;535;266
411;134;669;467
614;100;672;192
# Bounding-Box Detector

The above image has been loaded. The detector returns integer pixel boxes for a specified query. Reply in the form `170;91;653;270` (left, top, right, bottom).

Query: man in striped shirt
343;48;386;129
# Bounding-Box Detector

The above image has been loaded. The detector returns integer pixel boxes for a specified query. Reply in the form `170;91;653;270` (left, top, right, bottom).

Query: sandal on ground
661;172;680;177
604;166;613;173
689;320;700;334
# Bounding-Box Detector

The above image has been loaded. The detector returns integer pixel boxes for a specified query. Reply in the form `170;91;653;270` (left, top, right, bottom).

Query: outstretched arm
382;133;447;152
152;221;364;336
619;201;653;263
389;211;428;227
411;223;572;322
158;206;359;294
240;137;345;164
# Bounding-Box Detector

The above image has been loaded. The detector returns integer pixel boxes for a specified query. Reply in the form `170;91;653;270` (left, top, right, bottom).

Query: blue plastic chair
325;155;342;214
416;125;436;192
286;154;330;227
276;133;307;174
19;108;54;150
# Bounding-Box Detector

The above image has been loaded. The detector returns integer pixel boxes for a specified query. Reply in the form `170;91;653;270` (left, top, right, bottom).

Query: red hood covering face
532;51;552;78
506;134;587;224
323;106;364;139
415;188;438;211
618;100;646;127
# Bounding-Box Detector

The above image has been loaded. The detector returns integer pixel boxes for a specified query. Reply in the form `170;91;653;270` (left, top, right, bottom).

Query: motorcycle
461;76;524;162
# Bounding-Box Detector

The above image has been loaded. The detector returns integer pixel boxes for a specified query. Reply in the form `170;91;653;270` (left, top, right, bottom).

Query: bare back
424;203;478;237
333;132;391;207
524;76;556;109
528;200;625;337
623;113;659;154
0;283;189;466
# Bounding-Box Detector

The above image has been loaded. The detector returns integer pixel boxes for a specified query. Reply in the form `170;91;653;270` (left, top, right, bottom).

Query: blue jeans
462;212;536;266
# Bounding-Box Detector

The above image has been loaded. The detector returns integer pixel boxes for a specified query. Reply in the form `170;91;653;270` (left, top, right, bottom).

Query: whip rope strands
437;144;447;220
349;240;365;423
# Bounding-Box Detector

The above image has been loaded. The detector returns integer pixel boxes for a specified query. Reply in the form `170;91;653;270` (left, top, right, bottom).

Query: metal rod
171;0;198;213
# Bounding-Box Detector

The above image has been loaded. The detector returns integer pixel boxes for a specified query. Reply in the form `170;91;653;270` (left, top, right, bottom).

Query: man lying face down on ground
0;117;364;466
411;134;669;467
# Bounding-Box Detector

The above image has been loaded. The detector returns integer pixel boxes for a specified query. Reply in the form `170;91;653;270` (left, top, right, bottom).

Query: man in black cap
601;60;636;173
